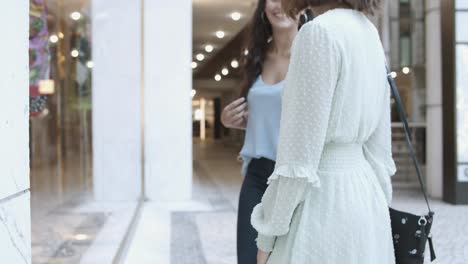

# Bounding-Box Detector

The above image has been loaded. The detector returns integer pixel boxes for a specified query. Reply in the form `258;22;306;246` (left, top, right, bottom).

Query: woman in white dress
251;1;397;263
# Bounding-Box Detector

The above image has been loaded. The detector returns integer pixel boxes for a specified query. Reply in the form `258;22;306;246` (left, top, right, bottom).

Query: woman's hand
221;97;248;130
257;249;270;264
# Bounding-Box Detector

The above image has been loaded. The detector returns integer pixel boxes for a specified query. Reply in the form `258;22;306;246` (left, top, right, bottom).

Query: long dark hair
239;0;272;98
239;1;313;98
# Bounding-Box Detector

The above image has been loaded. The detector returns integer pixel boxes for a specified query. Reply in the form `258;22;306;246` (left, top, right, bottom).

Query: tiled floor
124;140;468;264
31;194;137;264
31;162;137;264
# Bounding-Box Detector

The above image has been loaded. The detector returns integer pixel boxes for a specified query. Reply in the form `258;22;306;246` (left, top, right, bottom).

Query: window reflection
456;12;468;42
30;0;96;262
456;0;468;9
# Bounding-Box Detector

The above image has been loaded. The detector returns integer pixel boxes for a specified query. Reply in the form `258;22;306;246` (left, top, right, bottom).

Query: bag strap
386;69;434;215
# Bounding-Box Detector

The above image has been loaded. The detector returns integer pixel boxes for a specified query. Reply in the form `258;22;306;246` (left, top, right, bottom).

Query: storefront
28;0;193;262
29;0;106;262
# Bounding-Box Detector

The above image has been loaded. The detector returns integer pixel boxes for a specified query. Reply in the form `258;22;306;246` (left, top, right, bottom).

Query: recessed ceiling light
402;67;411;74
214;74;222;81
390;71;397;79
231;59;239;69
196;53;205;61
49;34;59;43
216;31;225;39
70;11;81;21
86;61;94;68
231;12;242;21
71;49;79;58
222;68;229;76
205;45;214;53
191;61;198;69
244;49;249;56
74;234;88;241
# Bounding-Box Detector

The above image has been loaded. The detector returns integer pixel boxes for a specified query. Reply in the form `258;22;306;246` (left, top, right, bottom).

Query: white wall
144;0;193;202
0;0;31;263
425;0;443;198
92;0;142;201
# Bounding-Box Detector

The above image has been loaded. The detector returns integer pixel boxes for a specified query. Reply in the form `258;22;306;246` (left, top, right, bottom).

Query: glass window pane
456;12;468;42
400;36;411;66
456;44;468;163
456;0;468;9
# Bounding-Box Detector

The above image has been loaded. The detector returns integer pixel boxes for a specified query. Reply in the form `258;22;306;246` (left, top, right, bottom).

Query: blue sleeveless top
239;76;285;176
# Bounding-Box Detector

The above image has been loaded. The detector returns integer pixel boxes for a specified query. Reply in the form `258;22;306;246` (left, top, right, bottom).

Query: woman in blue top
221;1;312;263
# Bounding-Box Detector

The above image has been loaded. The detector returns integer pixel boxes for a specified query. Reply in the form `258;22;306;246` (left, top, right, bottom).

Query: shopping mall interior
2;0;467;263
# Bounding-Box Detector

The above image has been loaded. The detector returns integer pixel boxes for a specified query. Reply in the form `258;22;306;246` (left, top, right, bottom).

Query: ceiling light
86;61;94;68
205;45;214;53
191;89;197;98
49;34;59;43
231;59;239;69
71;49;79;58
216;31;225;39
390;71;397;79
244;49;249;56
221;68;229;76
74;234;88;241
214;74;222;81
191;61;198;69
58;32;64;39
38;80;55;94
196;53;205;61
194;109;203;120
70;11;82;21
231;12;242;21
402;67;411;74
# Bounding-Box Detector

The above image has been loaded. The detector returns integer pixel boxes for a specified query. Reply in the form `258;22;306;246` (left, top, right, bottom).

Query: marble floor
32;196;136;264
31;159;137;264
124;140;468;264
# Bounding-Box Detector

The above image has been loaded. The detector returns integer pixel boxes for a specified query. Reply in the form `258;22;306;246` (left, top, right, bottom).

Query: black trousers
237;157;276;264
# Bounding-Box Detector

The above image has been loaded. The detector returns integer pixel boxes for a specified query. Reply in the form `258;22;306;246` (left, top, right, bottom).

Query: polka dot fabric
250;9;396;264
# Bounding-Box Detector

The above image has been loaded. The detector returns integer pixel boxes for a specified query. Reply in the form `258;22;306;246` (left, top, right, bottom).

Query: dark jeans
237;157;275;264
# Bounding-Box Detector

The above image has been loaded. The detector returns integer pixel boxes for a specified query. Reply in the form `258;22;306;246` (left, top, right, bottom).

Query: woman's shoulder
298;8;371;46
295;16;337;47
298;10;343;37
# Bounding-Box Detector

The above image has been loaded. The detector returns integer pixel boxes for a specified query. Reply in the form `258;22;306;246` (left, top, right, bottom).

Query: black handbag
387;70;436;263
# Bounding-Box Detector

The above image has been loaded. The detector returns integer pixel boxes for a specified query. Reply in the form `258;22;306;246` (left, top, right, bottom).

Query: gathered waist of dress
318;142;367;172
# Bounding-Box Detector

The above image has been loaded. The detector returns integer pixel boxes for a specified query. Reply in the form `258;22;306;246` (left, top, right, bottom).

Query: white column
389;0;400;68
0;1;31;263
425;0;443;198
144;0;193;202
380;0;391;61
92;0;142;201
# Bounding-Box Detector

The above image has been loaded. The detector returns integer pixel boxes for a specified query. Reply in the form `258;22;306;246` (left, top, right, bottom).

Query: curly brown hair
282;0;382;18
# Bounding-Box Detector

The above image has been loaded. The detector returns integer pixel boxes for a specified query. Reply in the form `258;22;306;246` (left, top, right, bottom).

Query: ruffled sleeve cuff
267;164;321;187
256;234;276;252
251;203;276;236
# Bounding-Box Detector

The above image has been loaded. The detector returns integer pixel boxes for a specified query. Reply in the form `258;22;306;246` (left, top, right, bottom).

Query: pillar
425;0;444;198
92;0;143;201
144;0;193;202
0;0;31;262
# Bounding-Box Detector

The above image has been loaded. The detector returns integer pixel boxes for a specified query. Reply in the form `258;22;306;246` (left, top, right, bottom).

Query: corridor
124;140;468;264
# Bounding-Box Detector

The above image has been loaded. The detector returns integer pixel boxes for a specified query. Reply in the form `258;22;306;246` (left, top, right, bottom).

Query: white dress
251;9;396;264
